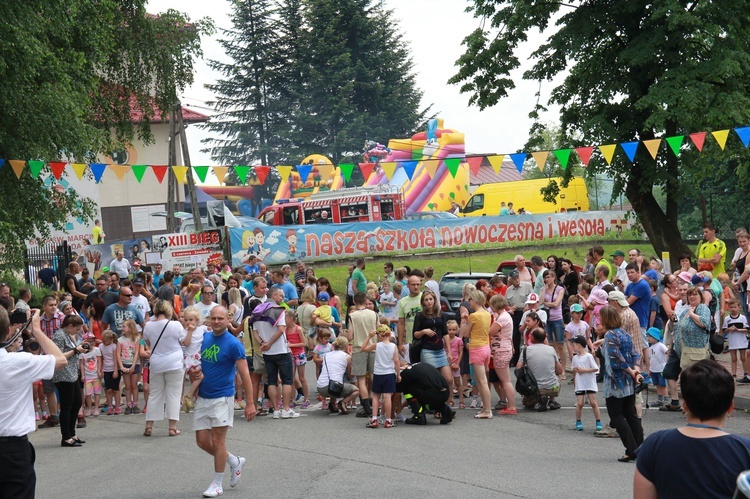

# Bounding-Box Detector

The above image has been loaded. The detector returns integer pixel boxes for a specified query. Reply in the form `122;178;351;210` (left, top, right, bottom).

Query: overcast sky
146;0;561;167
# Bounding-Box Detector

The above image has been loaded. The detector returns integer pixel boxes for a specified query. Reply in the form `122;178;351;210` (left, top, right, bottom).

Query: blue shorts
263;353;294;386
650;372;667;387
371;373;396;395
421;348;450;369
546;319;565;343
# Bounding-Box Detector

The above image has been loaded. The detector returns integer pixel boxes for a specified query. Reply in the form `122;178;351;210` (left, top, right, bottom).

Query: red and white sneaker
230;456;245;488
202;482;223;497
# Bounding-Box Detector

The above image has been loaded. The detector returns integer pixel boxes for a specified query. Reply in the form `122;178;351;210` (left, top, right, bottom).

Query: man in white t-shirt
0;309;66;496
131;278;151;325
196;285;219;320
109;251;131;279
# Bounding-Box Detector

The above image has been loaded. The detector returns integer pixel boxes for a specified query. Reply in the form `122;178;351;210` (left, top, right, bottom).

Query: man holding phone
0;308;67;497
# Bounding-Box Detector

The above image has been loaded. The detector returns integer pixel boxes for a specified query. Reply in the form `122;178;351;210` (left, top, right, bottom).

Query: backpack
249;301;284;327
514;347;539;397
706;288;718;334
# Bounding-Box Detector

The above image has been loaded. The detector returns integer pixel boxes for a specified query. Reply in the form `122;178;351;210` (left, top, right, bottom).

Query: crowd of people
5;220;750;496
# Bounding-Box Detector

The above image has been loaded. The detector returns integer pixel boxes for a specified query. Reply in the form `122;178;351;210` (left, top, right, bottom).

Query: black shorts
42;378;55;395
575;390;597;396
263;353;294;386
372;373;397;394
459;341;471;375
488;368;500;383
103;371;121;391
662;348;682;380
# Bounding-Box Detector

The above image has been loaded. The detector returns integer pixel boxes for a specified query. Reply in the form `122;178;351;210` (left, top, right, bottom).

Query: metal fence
24;241;72;287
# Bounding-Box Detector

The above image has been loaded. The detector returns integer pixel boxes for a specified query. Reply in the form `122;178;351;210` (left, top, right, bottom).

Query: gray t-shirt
524;343;559;390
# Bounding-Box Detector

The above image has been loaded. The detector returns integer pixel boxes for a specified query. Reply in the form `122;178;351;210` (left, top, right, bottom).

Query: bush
0;271;55;309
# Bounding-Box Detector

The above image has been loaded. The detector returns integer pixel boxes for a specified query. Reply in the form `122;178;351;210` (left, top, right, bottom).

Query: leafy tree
0;0;211;268
449;1;750;258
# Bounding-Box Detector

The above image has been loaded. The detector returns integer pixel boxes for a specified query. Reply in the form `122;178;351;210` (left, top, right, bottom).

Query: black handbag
324;357;344;396
514;347;539;396
709;332;726;355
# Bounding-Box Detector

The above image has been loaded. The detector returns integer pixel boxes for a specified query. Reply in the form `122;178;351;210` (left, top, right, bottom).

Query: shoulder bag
514;346;538;396
324;356;344;397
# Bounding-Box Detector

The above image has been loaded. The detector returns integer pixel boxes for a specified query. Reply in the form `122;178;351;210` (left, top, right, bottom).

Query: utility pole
176;104;202;232
166;107;177;233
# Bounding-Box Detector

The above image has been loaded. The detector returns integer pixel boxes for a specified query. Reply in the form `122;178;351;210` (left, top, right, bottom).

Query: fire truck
257;185;405;226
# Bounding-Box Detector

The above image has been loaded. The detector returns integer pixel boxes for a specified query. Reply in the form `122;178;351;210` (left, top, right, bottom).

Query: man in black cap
396;362;455;425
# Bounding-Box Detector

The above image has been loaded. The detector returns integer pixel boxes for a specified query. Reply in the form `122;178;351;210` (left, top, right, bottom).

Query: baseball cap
646;327;662;342
570;303;584;313
611;250;625;257
644;269;659;281
508;270;519;279
101;266;109;273
83;332;95;341
677;271;693;283
608;290;629;307
691;274;709;285
317;291;330;302
569;335;587;348
133;278;145;286
590;289;609;306
525;293;539;304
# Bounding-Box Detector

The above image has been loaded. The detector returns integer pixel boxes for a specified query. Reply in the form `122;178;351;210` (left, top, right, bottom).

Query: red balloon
439;192;445;199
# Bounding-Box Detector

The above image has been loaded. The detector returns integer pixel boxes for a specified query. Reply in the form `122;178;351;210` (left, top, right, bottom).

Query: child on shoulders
179;306;207;412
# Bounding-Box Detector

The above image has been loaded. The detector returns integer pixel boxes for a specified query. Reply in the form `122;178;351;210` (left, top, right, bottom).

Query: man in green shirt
398;275;423;361
697;222;726;279
92;219;105;244
351;258;367;294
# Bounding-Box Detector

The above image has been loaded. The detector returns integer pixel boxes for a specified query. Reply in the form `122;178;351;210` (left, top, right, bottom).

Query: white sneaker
469;398;478;409
272;410;280;419
202;482;223;497
230;457;245;488
394;412;407;422
280;409;300;419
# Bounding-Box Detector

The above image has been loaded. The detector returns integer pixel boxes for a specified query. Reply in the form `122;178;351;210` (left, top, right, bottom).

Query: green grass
309;242;655;298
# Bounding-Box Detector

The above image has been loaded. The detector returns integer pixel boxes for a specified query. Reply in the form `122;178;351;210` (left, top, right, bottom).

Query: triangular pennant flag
712;130;730;150
71;163;87;180
598;144;617;165
109;164;129;180
338;163;354;182
234;166;250;184
488;155;503;174
276;165;292;183
620;141;639;163
193;166;209;183
466;156;483;176
0;159;4;170
444;158;461;178
642;139;661;160
531;151;549;172
172;166;189;184
689;132;706;152
131;165;148;183
28;160;45;178
89;163;106;183
357;162;374;181
316;164;333;183
49;162;67;180
254;165;270;185
152;165;168;184
552;149;572;170
509;153;526;173
734;127;750;148
380;162;397;181
665;136;684;157
574;147;594;167
212;166;228;184
400;160;418;180
423;159;439;178
296;164;312;184
9;160;26;179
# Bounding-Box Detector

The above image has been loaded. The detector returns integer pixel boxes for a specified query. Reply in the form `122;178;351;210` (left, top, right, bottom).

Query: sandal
169;428;181;437
143;427;152;437
459;402;466;409
337;400;349;415
434;412;442;419
474;412;493;419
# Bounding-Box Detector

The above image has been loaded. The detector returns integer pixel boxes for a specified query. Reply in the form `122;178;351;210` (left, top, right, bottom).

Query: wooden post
176;105;202;232
166;108;177;233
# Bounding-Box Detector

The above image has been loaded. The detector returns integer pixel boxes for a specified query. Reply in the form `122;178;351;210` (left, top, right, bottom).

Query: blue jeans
545;319;565;343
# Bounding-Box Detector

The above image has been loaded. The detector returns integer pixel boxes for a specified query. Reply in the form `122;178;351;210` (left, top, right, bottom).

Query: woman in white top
142;299;185;437
316;336;360;414
227;288;244;324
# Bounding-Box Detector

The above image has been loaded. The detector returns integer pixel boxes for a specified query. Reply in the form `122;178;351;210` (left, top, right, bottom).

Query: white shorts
193;396;234;431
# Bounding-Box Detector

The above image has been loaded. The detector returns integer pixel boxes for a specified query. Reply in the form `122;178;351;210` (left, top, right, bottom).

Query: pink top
448;336;463;362
286;326;305;356
491;311;514;352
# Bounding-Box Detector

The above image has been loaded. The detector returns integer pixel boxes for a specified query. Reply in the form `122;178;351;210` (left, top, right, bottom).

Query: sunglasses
121;294;133;297
204;291;215;295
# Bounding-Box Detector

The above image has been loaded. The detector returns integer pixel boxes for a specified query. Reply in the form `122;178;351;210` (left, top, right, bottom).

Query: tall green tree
449;0;750;258
0;0;211;268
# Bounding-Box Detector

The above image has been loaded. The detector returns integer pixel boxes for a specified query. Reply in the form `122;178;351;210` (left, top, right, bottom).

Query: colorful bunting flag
665;136;684;157
212;166;228;184
28;160;45;178
620;141;639;163
10;160;25;179
575;147;594;167
488;155;504;174
552;149;572;170
109;164;129;180
152;165;168;184
316;164;333;183
49;162;67;180
358;162;374;181
276;165;292;183
234;166;250;185
444;158;461;178
400;161;418;180
712;130;730;150
193;166;209;183
598;144;617;165
642;139;661;160
172;166;189;184
71;163;87;180
380;162;397;181
0;159;4;170
466;156;483;176
735;127;750;148
689;132;706;152
131;165;148;183
509;153;526;173
531;151;548;172
338;163;354;182
89;163;106;183
423;160;439;179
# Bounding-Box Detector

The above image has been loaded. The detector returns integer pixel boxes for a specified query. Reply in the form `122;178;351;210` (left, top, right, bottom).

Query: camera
634;377;648;394
9;309;27;325
81;343;91;352
24;339;40;352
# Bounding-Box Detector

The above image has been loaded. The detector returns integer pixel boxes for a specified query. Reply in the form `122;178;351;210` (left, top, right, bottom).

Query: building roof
129;95;209;124
470;158;524;185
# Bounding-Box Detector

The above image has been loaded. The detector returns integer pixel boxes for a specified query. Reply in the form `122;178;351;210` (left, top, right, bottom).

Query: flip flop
474;412;493;419
169;428;181;437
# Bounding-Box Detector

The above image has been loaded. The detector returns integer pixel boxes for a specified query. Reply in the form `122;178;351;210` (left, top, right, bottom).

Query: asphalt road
31;369;750;499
